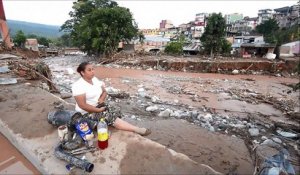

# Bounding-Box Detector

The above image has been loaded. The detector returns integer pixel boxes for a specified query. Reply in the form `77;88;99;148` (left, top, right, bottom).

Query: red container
98;140;108;150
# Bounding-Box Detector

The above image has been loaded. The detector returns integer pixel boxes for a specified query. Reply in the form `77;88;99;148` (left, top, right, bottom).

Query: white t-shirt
72;77;105;114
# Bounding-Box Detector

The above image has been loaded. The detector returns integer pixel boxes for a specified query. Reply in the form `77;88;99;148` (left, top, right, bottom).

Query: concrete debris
0;66;10;73
146;105;159;112
276;130;298;139
248;128;259;137
158;109;172;118
0;78;17;85
232;69;239;74
106;86;120;94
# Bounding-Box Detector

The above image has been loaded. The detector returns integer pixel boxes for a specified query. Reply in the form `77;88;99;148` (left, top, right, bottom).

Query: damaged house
231;36;276;58
25;38;39;51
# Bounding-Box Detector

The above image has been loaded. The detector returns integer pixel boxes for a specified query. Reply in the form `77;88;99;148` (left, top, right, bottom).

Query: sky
3;0;298;29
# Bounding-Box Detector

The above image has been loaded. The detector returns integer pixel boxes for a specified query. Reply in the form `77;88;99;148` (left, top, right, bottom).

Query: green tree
27;34;38;39
61;0;138;57
137;31;145;44
60;33;73;47
200;13;226;57
164;34;186;55
164;42;183;55
256;18;280;58
37;37;50;47
221;39;232;54
256;18;279;44
13;30;26;47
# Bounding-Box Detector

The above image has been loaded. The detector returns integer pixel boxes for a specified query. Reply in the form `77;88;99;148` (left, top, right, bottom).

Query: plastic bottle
97;118;108;149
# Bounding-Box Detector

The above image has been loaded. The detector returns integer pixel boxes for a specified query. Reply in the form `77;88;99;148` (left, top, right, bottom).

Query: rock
276;130;298;138
60;93;72;99
146;105;159;112
261;136;268;141
234;124;246;129
209;126;215;132
174;99;179;103
191;110;198;118
138;88;145;92
261;139;280;148
158;109;173;118
64;68;74;75
0;66;10;73
138;91;146;98
151;96;160;103
272;137;282;144
131;115;136;119
0;78;17;85
203;113;213;122
170;110;182;118
253;140;260;144
232;69;239;74
218;123;228;130
248;128;259;137
265;53;276;60
106;87;120;94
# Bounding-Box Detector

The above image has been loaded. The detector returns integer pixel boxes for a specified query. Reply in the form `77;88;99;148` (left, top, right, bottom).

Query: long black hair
77;61;90;76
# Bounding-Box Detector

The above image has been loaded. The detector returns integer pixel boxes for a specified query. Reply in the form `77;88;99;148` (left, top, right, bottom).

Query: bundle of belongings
47;103;121;173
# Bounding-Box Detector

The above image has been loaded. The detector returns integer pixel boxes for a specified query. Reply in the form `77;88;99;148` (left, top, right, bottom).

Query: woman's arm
98;85;107;104
75;94;105;113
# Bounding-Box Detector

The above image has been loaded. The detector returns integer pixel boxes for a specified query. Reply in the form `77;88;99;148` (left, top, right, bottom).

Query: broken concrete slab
0;78;17;85
0;66;10;73
0;83;221;174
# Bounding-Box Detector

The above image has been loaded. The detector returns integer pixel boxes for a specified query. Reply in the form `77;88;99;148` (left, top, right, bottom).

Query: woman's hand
97;107;106;113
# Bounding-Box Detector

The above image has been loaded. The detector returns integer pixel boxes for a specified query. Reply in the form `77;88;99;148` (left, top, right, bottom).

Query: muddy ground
1;54;299;174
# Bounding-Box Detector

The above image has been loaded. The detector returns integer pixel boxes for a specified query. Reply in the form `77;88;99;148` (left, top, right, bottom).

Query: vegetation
200;13;227;57
255;18;299;58
137;31;145;44
50;33;74;47
61;0;139;57
164;42;183;55
13;30;26;47
256;18;279;44
164;34;186;55
25;34;51;47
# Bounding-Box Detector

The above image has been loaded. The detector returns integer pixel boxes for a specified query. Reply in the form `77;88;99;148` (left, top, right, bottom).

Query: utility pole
0;0;12;49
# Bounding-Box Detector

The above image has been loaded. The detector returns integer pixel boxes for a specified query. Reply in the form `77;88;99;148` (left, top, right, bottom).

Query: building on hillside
140;29;160;36
25;38;38;51
289;4;300;26
273;4;299;28
232;35;265;48
192;13;208;38
258;9;273;24
225;13;243;24
231;35;270;57
231;35;276;58
273;6;290;28
226;17;258;36
159;20;174;32
178;23;189;33
162;27;180;39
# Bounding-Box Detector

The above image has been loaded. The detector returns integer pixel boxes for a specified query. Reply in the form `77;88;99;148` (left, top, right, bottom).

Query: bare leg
113;118;151;136
113;118;139;132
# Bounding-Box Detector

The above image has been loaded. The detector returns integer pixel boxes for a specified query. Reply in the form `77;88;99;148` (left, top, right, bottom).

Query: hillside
7;20;65;38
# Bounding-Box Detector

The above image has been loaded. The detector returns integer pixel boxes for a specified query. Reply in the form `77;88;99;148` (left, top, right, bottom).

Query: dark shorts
86;103;121;126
